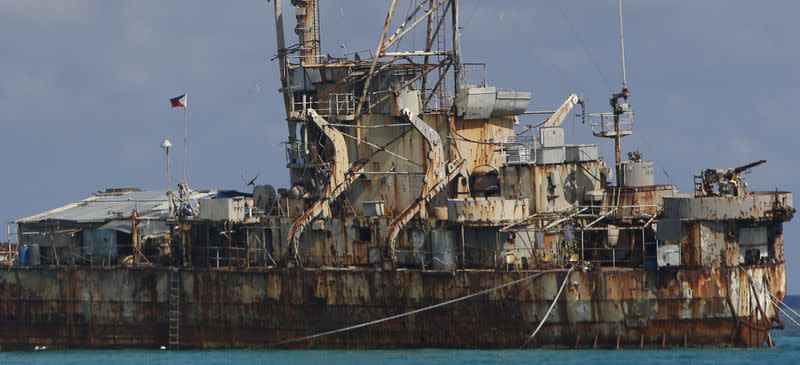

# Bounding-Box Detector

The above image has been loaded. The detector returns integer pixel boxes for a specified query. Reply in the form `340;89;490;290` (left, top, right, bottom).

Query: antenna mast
590;0;633;178
618;0;627;90
611;0;630;169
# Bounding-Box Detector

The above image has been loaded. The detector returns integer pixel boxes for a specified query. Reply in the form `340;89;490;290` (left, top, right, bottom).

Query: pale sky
1;1;798;292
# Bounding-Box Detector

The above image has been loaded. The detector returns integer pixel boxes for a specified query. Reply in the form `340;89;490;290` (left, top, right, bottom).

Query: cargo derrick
285;109;366;266
1;0;795;350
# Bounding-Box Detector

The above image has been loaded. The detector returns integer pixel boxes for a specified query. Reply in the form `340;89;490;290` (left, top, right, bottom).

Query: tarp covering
82;229;117;256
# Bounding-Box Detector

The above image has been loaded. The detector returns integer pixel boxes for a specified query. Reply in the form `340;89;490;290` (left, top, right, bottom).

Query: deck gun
696;159;766;197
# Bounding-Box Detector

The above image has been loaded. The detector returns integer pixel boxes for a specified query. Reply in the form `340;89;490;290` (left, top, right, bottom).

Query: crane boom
543;94;580;128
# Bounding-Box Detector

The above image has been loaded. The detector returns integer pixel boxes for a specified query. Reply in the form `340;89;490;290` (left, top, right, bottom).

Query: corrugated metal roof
15;189;216;224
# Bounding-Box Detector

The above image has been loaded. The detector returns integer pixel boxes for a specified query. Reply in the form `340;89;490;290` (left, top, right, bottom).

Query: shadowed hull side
0;264;785;350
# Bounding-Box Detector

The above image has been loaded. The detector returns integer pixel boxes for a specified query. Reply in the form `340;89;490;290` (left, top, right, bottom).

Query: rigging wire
769;294;800;328
464;1;479;28
267;269;567;347
740;267;800;328
547;0;674;185
394;0;416;52
450;128;516;146
521;265;576;348
326;124;423;167
549;0;611;90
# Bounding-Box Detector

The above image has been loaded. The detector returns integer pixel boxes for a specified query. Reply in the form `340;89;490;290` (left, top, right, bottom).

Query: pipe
452;0;461;91
272;0;297;142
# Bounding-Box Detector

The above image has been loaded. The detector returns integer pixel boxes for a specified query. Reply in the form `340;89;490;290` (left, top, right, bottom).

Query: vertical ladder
168;270;181;348
693;174;704;194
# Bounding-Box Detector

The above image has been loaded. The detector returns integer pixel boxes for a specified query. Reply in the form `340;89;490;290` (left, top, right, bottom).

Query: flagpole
183;91;188;182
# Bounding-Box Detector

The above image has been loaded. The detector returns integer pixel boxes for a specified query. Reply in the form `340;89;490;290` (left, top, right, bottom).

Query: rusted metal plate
614;185;677;217
663;192;793;221
500;162;605;214
0;264;785;350
446;198;529;225
452;117;515;174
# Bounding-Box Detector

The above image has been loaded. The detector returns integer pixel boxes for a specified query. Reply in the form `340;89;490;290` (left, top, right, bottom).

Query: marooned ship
1;0;794;349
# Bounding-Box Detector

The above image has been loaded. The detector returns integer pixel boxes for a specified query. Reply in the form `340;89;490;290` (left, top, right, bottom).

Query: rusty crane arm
287;109;366;263
381;108;464;264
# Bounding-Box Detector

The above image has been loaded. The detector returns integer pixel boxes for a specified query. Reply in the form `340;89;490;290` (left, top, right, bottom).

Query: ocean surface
3;296;799;365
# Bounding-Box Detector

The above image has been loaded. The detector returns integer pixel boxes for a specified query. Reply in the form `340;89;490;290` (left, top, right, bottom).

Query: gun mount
695;159;766;197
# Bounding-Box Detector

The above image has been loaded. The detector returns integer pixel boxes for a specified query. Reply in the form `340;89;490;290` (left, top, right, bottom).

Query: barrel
29;244;41;266
17;245;29;266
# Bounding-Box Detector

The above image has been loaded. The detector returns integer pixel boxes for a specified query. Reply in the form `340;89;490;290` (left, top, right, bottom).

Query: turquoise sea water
0;341;799;365
3;299;799;365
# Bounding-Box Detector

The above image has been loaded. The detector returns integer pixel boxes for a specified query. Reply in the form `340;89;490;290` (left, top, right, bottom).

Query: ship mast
295;0;321;64
618;0;628;94
589;0;633;173
272;0;295;143
611;0;629;168
452;0;462;92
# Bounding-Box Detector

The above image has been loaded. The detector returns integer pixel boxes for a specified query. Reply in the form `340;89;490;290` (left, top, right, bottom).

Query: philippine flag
170;94;187;108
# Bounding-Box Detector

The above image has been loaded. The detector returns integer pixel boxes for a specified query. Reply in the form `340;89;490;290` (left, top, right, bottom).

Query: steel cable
268;268;567;347
740;267;800;328
521;265;576;348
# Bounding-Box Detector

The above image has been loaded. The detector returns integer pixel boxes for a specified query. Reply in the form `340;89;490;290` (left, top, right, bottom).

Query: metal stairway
168;270;181;348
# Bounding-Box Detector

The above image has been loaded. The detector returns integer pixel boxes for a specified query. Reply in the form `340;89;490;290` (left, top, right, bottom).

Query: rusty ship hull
4;0;795;351
0;264;785;349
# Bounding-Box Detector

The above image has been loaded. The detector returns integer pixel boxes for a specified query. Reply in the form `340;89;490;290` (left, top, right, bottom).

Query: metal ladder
693;174;704;194
168;270;181;348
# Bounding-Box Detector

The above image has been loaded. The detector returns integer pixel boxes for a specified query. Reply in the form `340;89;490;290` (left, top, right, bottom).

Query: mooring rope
773;294;800;321
268;268;567;347
740;267;800;328
521;265;576;348
771;296;800;328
